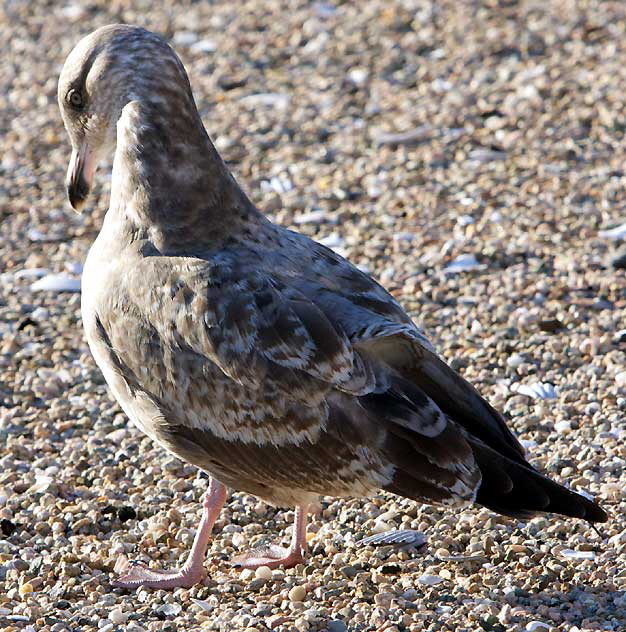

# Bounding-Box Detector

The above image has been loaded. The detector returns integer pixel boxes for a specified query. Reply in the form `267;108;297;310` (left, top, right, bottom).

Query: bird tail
470;438;608;523
409;349;608;523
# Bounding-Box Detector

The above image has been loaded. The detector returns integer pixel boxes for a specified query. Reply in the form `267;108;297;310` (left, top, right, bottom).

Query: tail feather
407;350;608;523
471;439;608;523
361;341;608;523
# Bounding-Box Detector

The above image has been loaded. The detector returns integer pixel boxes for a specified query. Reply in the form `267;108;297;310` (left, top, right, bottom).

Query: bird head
58;24;194;211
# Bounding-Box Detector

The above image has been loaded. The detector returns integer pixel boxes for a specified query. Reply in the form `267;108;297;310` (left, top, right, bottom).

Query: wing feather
107;248;483;505
89;228;605;518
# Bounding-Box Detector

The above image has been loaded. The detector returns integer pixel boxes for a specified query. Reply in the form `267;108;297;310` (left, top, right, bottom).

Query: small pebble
254;566;272;581
109;609;127;625
0;519;16;536
288;585;306;602
507;354;525;368
117;506;137;522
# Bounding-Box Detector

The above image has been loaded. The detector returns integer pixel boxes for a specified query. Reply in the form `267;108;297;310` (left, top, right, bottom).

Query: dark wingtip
548;489;609;524
582;501;609;524
471;438;610;525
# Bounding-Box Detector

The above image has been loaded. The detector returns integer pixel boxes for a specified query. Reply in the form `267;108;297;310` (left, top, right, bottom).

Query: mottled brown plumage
58;25;606;589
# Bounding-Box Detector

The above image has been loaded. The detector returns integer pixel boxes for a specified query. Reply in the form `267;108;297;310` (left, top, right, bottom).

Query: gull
58;25;607;590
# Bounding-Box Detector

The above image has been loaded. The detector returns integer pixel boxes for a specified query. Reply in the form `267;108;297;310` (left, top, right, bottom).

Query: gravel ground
1;1;626;631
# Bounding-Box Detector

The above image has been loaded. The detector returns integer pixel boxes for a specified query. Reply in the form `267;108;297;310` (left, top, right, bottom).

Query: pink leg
113;478;227;590
231;504;308;570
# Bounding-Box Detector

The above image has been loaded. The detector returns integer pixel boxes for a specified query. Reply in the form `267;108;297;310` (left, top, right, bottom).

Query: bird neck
107;99;259;254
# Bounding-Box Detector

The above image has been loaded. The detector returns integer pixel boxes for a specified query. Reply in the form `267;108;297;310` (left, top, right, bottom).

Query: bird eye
67;88;85;110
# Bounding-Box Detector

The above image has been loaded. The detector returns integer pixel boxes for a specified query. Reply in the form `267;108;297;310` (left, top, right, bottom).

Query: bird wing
92;247;480;506
269;234;526;462
124;254;378;401
281;240;609;522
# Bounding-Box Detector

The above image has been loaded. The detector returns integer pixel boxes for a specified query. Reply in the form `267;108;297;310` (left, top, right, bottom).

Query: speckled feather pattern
84;219;481;507
62;25;606;522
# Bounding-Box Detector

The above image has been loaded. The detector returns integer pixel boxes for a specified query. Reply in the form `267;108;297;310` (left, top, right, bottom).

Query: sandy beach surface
1;1;625;630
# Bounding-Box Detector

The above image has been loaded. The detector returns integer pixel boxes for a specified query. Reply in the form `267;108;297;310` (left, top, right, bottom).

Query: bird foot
230;544;305;570
112;561;206;590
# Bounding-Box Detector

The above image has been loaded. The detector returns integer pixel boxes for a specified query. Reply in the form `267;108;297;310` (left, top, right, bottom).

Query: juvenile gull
58;25;607;590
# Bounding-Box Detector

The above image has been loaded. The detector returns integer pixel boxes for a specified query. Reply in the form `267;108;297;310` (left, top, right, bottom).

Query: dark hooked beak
66;144;96;212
